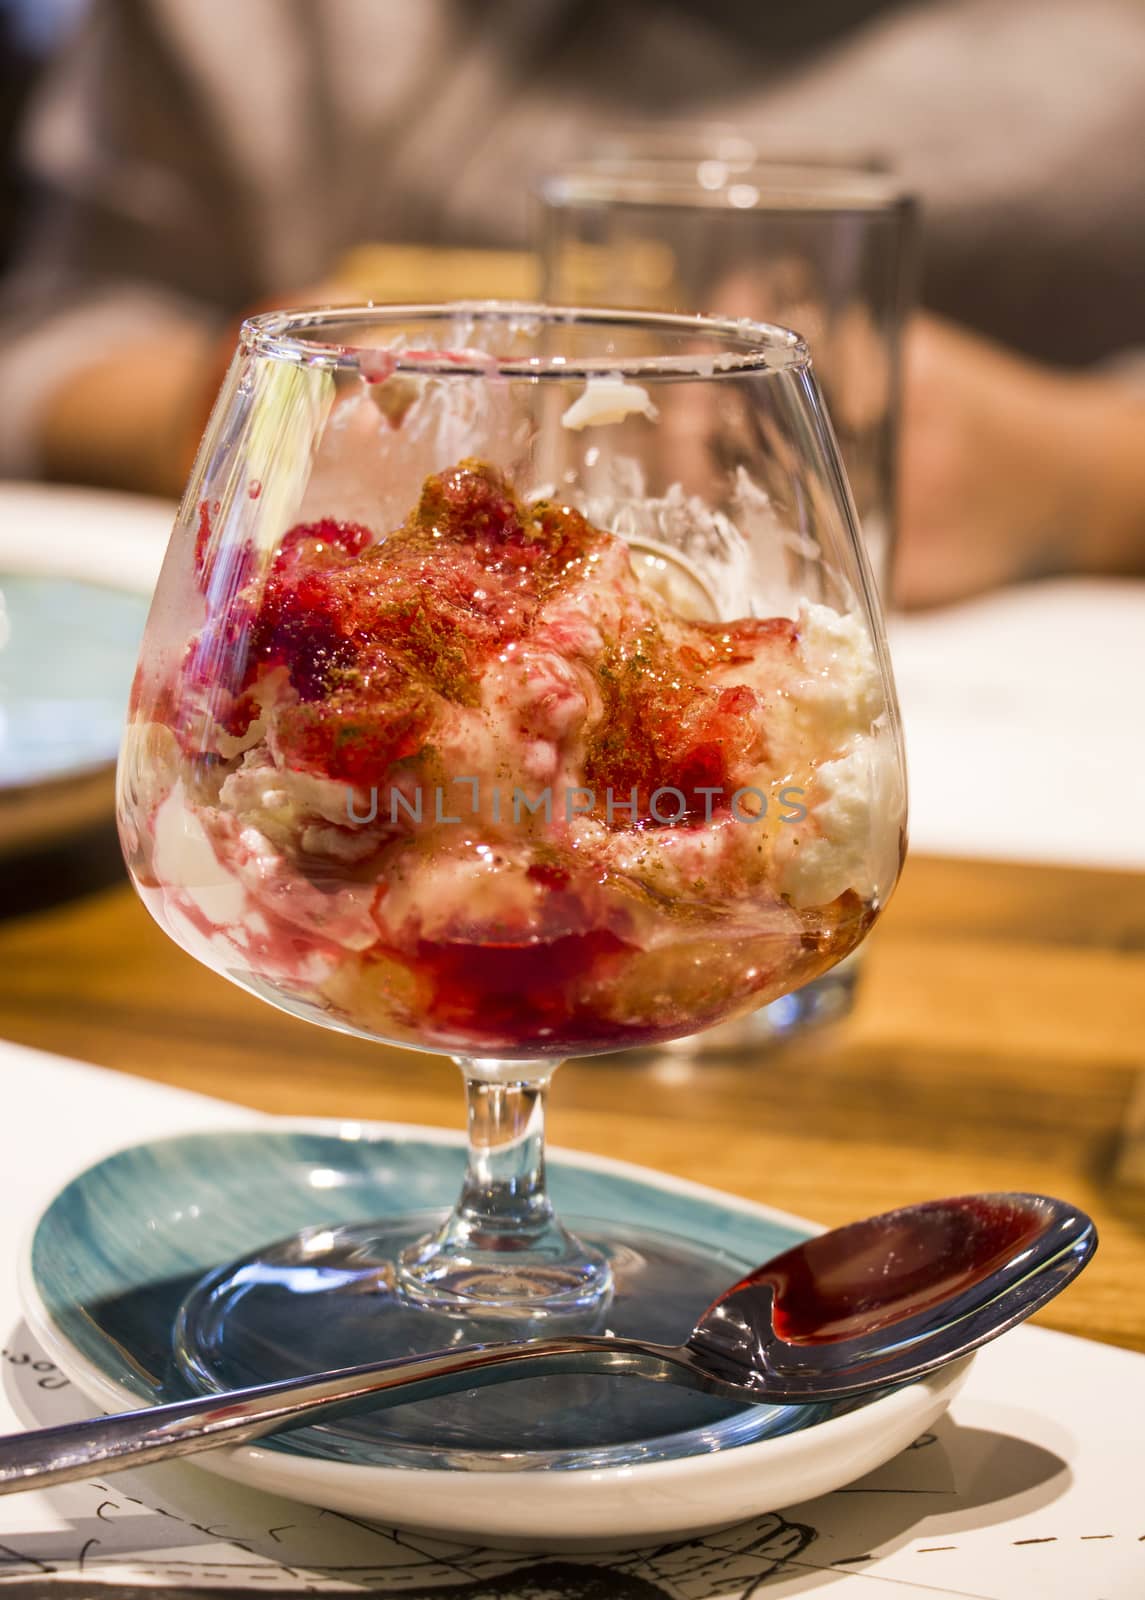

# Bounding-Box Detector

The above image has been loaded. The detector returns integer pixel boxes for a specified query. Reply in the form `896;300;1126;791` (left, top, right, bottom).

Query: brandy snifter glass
118;304;905;1462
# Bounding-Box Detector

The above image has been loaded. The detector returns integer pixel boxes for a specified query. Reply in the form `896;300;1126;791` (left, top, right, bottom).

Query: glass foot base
174;1214;782;1466
395;1213;612;1316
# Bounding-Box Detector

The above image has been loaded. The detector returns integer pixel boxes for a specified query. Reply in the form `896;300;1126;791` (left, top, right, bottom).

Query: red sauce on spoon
728;1195;1048;1346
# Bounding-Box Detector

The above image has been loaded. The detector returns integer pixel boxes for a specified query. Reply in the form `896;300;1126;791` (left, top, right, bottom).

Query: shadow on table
0;1319;1069;1597
0;820;125;920
764;1417;1070;1593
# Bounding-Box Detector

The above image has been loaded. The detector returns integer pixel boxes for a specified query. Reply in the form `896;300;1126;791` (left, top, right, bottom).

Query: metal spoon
0;1191;1094;1496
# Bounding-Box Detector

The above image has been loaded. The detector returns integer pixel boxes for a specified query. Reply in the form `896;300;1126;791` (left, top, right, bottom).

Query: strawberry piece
414;461;527;550
274;518;374;579
585;627;772;824
274;671;431;786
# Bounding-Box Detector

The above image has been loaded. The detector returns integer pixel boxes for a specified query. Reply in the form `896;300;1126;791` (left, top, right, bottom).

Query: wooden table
2;840;1144;1353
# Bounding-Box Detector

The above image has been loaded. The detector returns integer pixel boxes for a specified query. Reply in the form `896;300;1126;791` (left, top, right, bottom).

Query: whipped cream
561;374;658;431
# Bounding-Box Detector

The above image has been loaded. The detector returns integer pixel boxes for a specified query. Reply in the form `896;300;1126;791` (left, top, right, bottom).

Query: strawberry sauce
734;1196;1048;1346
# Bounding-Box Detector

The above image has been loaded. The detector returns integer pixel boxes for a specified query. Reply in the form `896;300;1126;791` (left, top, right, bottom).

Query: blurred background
1;0;1144;1369
1;0;1143;902
2;0;1144;600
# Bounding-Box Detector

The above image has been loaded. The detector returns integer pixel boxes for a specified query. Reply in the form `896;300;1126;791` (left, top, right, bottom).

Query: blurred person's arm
895;315;1145;607
35;324;214;497
724;0;1145;601
0;0;330;494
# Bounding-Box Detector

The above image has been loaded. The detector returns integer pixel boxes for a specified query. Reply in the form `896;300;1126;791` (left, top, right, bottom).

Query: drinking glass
539;160;917;597
539;162;916;1048
117;304;906;1460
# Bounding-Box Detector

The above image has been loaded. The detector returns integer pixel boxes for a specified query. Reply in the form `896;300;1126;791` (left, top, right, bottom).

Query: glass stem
396;1057;613;1314
454;1065;556;1248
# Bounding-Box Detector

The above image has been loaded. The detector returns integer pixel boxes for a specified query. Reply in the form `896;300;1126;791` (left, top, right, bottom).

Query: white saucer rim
0;481;172;594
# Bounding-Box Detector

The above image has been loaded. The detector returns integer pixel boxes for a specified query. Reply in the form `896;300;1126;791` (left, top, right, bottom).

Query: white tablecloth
0;1040;1142;1597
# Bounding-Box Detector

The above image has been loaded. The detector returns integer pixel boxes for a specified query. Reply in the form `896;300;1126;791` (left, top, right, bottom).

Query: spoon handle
0;1336;703;1497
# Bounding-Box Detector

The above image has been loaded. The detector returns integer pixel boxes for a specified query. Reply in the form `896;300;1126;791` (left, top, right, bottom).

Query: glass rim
540;159;915;216
240;301;810;377
584;124;892;172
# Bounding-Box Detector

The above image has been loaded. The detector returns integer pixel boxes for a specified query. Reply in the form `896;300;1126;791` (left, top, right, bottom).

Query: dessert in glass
117;305;906;1463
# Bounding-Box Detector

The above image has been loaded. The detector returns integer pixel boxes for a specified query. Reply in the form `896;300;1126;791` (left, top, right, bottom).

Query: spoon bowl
0;1191;1095;1496
686;1192;1094;1402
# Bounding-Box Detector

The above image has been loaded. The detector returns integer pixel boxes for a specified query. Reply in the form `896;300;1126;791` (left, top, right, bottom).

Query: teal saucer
22;1125;970;1545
